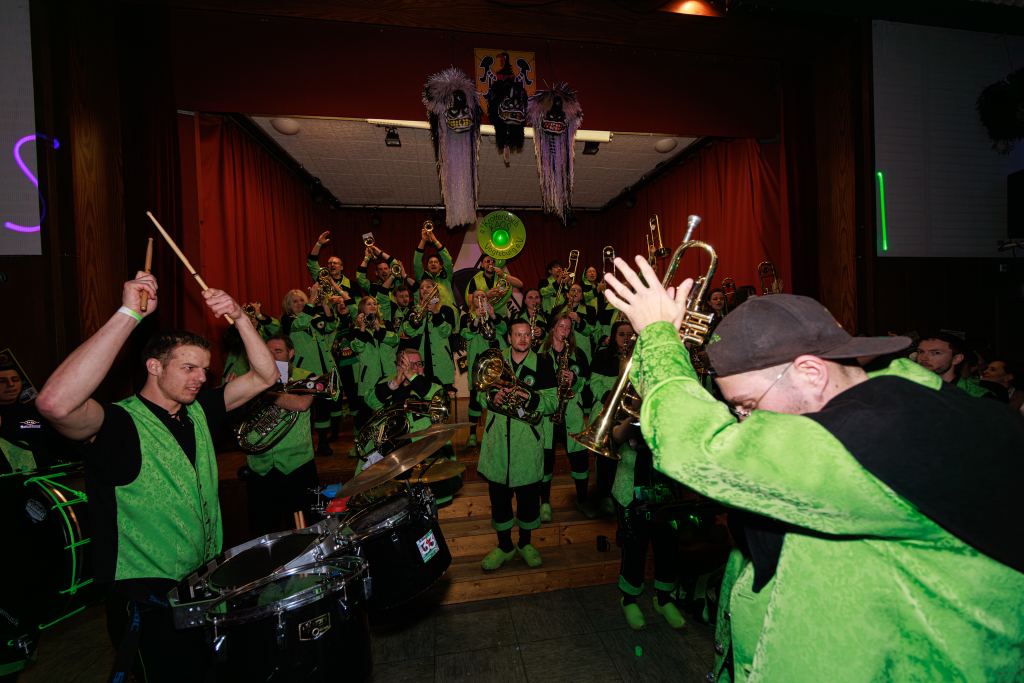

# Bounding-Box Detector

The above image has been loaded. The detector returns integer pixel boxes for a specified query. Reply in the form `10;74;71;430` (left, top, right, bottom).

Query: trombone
554;249;579;306
602;246;616;278
647;215;671;265
571;215;716;460
758;261;783;295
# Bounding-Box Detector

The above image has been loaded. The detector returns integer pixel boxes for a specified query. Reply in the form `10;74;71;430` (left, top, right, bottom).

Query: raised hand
123;271;158;317
317;231;330;246
603;256;688;335
203;288;244;322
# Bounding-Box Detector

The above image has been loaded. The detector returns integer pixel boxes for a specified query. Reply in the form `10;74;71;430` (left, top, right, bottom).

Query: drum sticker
25;498;47;523
298;614;331;641
417;530;439;562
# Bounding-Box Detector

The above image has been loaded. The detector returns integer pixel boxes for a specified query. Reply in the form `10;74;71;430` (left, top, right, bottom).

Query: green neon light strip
876;171;888;251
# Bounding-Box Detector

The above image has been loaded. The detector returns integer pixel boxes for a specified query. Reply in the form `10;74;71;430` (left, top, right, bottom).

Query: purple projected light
4;134;57;233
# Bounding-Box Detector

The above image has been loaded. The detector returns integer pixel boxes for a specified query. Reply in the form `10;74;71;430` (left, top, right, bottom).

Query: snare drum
337;483;451;609
207;557;372;683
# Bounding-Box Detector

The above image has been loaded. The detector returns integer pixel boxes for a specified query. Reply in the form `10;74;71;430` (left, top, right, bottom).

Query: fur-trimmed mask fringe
423;67;482;227
528;83;582;224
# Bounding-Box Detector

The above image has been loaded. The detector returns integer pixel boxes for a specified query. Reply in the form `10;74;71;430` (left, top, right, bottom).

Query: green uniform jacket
403;309;456;385
477;349;557;487
114;396;222;581
956;375;994;398
413;247;456;311
247;367;315;476
460;312;508;371
356;260;398;319
465;270;513;317
291;305;338;377
1;437;36;473
540;345;590;453
351;326;400;396
221;318;270;383
634;322;1024;683
539;275;566;313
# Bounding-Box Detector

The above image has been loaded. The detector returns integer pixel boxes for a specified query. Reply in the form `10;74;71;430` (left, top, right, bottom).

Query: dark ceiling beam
120;0;828;60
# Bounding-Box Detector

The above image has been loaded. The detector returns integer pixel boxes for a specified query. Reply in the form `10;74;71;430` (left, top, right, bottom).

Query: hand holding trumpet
603;256;689;336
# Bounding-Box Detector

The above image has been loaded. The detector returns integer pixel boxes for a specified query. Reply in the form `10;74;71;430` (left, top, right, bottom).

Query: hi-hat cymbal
401;459;467;483
335;434;448;499
397;422;475;441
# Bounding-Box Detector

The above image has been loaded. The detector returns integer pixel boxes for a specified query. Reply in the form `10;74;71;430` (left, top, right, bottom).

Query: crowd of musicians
3;223;1023;683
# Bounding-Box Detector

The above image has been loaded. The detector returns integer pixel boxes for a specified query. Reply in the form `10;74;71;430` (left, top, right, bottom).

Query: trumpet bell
568;423;622;461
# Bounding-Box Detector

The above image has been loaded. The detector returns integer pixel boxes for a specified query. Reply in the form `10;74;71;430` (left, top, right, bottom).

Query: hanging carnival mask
423;67;482;227
528;83;582;224
487;78;529;164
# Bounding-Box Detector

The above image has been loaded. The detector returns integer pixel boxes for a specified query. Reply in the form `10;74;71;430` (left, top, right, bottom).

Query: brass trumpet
758;261;783;295
364;234;375;248
390;262;403;278
314;268;335;305
571;215;716;460
423;220;434;234
242;303;260;326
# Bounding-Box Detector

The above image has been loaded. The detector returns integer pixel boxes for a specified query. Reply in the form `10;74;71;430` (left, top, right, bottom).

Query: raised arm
37;273;158;441
205;289;279;412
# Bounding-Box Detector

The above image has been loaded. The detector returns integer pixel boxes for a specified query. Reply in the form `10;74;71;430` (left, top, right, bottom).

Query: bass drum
206;557;372;683
337;483;451;610
1;464;103;669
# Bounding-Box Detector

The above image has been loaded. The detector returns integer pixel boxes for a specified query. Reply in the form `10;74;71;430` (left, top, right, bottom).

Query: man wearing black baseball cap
604;256;1024;683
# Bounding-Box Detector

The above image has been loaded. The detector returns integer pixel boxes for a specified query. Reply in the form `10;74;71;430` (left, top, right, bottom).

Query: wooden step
437;475;610;520
440;508;617;558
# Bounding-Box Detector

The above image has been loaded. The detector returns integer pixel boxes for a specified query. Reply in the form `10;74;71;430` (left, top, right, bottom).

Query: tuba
472;348;543;425
236;369;340;454
758;261;783;295
355;392;450;457
571;215;716;460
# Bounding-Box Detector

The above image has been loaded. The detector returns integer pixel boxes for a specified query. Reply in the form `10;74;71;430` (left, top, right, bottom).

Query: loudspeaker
1009;169;1024;239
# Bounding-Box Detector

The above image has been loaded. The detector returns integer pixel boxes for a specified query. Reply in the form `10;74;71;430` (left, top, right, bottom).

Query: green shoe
481;546;516;571
466;433;478;448
654;597;687;629
517;543;543;568
539;503;553;523
599;496;615;515
576;498;598;519
348;446;357;458
621;598;646;630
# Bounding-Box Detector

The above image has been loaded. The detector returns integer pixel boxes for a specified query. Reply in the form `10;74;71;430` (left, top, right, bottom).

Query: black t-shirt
79;388;228;582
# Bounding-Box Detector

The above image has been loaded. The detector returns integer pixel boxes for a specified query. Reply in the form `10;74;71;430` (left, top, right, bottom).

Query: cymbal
334;434;448;499
401;459;467;483
397;422;475;441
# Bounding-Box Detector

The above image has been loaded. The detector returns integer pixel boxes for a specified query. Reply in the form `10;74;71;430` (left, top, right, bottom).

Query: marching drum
1;464;103;668
206;557;372;683
335;483;451;610
169;517;347;628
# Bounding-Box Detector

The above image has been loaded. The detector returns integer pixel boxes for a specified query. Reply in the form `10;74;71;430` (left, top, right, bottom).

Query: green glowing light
876;171;888;251
492;228;510;247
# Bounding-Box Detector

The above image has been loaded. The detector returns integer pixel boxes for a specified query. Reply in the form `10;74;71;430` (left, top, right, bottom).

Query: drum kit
167;422;471;682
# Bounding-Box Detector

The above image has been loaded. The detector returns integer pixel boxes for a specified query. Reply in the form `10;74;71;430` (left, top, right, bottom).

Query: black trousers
246;460;321;538
545;422;616;496
488;480;540;528
617;499;678;593
104;586;213;683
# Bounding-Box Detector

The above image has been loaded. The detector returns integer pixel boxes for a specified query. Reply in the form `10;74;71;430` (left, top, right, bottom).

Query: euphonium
472;348;543;425
236;368;340;454
487;277;510;306
571;215;716;460
408;281;440;325
355;392;450;457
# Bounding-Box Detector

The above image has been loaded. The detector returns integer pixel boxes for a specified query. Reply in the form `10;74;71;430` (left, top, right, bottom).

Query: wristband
117;306;142;324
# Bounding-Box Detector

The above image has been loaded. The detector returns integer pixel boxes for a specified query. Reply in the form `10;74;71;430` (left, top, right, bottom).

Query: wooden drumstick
140;238;154;312
146;211;234;324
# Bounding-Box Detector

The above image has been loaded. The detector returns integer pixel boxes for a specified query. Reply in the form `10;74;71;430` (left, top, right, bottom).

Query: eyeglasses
407;360;424;368
727;363;793;421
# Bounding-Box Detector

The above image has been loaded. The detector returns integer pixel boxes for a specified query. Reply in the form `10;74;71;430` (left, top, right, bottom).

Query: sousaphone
478;210;526;268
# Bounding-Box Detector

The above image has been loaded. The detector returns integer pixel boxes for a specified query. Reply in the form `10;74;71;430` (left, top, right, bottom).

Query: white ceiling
252;116;699;210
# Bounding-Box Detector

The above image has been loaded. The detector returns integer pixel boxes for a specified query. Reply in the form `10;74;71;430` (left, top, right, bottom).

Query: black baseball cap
706;294;911;377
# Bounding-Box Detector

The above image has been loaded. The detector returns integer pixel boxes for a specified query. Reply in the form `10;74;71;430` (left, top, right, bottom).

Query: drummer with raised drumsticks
36;273;278;683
